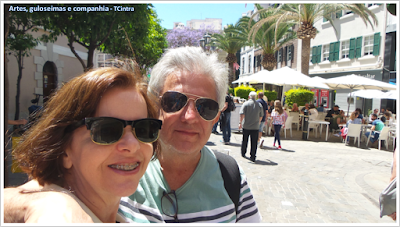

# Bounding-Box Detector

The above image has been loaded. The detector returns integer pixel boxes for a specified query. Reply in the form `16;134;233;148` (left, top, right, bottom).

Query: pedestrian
221;91;234;144
270;100;286;149
316;104;324;112
239;91;263;162
256;91;268;148
4;67;162;223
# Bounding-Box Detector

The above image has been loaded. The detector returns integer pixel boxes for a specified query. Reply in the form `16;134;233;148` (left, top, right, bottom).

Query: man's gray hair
148;46;228;109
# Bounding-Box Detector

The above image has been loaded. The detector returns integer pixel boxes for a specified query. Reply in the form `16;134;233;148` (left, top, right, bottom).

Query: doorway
42;61;58;103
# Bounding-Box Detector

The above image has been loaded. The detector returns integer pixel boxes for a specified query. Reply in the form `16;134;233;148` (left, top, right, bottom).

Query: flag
233;62;240;71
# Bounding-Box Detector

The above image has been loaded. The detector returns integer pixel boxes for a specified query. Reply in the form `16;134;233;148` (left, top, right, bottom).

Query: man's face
374;109;379;114
158;72;219;156
371;115;377;121
305;103;309;108
334;106;339;111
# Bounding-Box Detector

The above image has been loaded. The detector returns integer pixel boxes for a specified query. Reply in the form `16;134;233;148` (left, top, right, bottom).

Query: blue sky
152;3;251;30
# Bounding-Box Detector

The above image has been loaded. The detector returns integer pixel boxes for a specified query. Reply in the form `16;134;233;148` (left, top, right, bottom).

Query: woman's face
63;87;153;198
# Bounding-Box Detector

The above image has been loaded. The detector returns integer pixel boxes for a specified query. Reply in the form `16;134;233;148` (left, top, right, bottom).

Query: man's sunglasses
160;91;219;121
71;117;162;145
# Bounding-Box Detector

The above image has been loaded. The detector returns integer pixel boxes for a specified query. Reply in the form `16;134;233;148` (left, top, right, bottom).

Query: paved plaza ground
208;128;397;224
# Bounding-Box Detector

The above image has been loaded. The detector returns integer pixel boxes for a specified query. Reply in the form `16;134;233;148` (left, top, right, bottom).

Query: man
220;91;234;144
239;91;263;162
316;104;324;112
365;113;385;146
4;47;261;223
300;103;310;114
256;91;268;148
369;108;379;122
326;105;340;118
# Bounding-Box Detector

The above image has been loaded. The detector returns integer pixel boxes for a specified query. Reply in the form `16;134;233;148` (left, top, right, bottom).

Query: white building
186;18;222;30
309;3;397;115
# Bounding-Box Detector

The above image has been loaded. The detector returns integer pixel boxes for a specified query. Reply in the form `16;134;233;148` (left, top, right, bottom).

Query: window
322;44;330;61
277;49;282;62
367;3;378;7
242;57;245;74
97;53;115;68
364;35;374;56
341;40;350;59
329;41;340;61
344;9;352;15
248;55;251;73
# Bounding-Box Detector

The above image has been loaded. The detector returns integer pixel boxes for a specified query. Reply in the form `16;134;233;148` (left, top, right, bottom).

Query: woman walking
270;100;286;149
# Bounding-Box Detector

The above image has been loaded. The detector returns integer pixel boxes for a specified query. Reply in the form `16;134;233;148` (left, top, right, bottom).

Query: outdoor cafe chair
345;124;362;147
289;112;300;131
378;127;390;150
281;116;293;138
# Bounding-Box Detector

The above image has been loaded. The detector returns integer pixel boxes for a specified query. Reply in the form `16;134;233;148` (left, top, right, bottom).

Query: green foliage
255;89;277;102
285;88;314;106
6;11;39;58
34;4;153;71
211;22;250;56
101;5;167;73
228;87;234;96
234;85;256;100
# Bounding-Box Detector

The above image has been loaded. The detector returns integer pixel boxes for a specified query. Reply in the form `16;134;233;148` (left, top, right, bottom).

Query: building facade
309;3;396;114
6;28;88;124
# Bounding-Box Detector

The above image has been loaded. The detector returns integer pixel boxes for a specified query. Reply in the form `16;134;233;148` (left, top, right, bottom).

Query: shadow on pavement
261;146;295;152
241;156;278;166
206;141;216;146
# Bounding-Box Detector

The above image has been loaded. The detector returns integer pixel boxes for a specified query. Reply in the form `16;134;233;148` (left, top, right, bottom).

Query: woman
355;108;365;124
346;111;362;127
331;110;347;137
291;103;299;112
8;67;162;223
270;100;286;149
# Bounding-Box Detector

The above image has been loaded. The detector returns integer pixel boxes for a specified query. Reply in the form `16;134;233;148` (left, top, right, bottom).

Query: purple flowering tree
166;23;221;48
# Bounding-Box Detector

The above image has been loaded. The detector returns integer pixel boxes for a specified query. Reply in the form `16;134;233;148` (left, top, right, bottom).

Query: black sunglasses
71;117;162;145
160;91;219;121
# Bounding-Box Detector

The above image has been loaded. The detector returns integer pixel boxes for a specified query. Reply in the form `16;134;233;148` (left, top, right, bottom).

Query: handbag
379;178;397;218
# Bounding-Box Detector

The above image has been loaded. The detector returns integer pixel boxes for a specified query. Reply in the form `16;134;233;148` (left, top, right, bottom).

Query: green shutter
355;36;363;58
349;38;356;59
316;45;322;63
373;32;381;56
312;46;316;64
329;43;335;61
336;10;342;18
323;17;327;22
334;41;340;61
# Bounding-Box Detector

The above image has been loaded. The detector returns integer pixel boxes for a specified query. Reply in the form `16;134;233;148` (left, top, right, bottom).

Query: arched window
248;55;251;73
242;57;245;74
42;61;58;103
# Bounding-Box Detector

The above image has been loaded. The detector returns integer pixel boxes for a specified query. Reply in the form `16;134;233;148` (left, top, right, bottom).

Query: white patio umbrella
378;90;398;100
249;67;330;89
347;89;385;99
232;76;251;84
324;74;397;115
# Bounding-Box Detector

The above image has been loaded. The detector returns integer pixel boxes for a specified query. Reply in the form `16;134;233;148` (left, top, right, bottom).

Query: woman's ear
63;149;73;169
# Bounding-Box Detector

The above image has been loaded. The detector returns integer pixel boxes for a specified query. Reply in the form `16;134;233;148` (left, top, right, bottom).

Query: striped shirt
118;146;262;223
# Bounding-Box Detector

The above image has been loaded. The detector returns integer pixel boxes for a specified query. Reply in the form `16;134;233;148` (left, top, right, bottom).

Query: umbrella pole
347;88;352;117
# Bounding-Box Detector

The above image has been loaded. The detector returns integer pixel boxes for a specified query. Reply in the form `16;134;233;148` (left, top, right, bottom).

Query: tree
4;4;11;187
6;11;39;122
249;3;378;75
166;24;220;48
100;7;167;74
239;4;296;71
37;4;151;72
212;23;250;86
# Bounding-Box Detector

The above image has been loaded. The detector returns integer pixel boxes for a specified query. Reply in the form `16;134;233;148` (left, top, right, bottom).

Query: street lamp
199;33;215;52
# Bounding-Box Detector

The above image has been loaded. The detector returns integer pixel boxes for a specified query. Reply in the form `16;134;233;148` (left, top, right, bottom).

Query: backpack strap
214;151;241;214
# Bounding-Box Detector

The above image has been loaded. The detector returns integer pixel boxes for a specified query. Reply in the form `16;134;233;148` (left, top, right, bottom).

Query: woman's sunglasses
160;91;219;121
71;117;162;145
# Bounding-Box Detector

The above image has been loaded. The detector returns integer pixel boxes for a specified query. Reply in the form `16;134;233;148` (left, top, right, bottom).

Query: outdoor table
307;120;330;141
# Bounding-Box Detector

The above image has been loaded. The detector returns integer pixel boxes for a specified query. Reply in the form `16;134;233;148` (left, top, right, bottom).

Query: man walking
256;92;268;148
239;91;263;162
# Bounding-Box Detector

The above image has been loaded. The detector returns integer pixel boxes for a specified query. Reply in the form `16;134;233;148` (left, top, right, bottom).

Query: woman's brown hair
12;66;160;186
274;100;283;115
